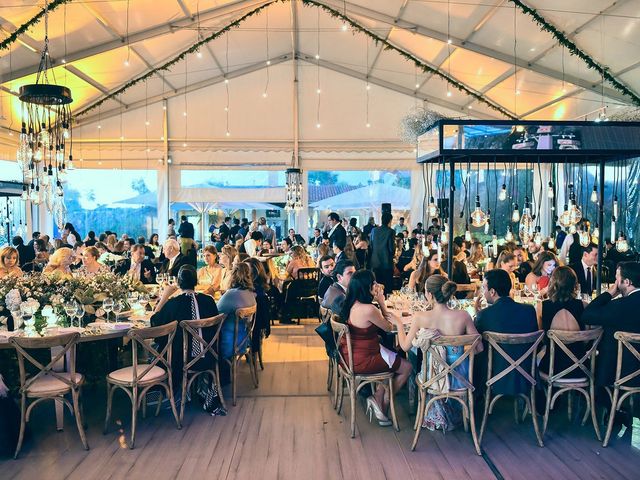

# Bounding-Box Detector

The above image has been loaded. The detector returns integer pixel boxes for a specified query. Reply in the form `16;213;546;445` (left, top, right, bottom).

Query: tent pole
448;157;455;278
597;158;605;293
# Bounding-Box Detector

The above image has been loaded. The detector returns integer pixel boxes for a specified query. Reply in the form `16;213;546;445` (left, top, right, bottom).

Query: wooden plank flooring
2;322;639;480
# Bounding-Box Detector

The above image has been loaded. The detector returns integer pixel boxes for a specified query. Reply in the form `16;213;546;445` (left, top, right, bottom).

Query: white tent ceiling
0;0;639;166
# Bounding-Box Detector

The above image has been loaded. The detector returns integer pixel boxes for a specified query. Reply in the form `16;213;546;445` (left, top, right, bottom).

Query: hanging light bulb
616;232;630;253
484;214;491;235
505;226;514;242
470;195;488;227
548;235;556;250
533;226;543;247
611;216;616;241
519;198;533;243
427;196;438;217
547;181;554;199
498;184;507;201
492;230;499;257
590;186;598;203
56;181;64;197
559;204;572;228
21;185;28;201
511;203;520;223
465;224;472;242
579;229;591;247
591;224;600;244
613;195;618;217
440;222;449;245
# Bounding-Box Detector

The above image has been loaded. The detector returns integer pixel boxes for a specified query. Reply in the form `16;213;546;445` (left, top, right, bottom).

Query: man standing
218;217;231;238
560;219;590;265
178;215;195;239
394;217;408;235
318;255;335;298
326;212;346;248
321;260;356;314
229;218;241;238
116;244;156;284
369;212;395;295
258;217;276;246
569;243;598;296
362;217;376;238
583;262;640;389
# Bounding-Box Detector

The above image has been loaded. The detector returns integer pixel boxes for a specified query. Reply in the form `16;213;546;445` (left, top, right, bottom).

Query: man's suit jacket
116;258;156;284
178;221;195;239
369;225;395;271
583;291;640;387
328;224;347;248
158;253;190;277
218;223;231;237
475;297;539;395
309;235;322;247
321;283;347;315
569;261;594;296
318;274;333;299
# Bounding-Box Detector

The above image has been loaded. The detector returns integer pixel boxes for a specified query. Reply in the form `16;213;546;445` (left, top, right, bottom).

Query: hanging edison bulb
470;195;488;227
559;204;572;228
611;216;616;240
613;195;618;217
579;229;591;247
465;223;472;242
591;224;600;244
568;199;582;225
505;225;514;242
616;233;630;253
547;181;554;199
533;226;543;246
20;185;28;201
548;235;556;250
492;231;499;257
440;222;449;245
511;203;520;223
484;214;491;235
519;199;534;243
590;186;598;203
427;196;438;217
498;184;507;201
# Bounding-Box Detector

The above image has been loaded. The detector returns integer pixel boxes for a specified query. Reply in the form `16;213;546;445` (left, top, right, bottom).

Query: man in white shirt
394;217;408;235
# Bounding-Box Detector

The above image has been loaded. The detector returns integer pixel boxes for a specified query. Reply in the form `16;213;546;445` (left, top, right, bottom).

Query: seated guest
513;246;532;284
318;255;335;299
402;243;423;277
288;228;306;246
0;246;22;278
309;228;322;247
321;260;356;314
217;263;257;360
243;230;263;257
394;275;482;431
475;269;538;396
496;251;517;288
148;233;162;259
286;245;314;279
583;262;640;389
197;245;224;296
159;238;190;276
408;250;444;293
43;247;75;278
137;236;155;260
343;238;360;269
525;251;558;294
84;231;97;247
150;265;223;413
245;257;271;348
80;246;111;277
536;266;585;377
339;270;412;426
106;233;117;252
332;238;346;264
280;237;293;255
12;236;34;270
220;245;238;291
569;243;598;297
214;232;228;251
354;232;369;269
469;241;486;266
115;244;155;283
41;234;54;254
33;239;49;271
70;242;84;271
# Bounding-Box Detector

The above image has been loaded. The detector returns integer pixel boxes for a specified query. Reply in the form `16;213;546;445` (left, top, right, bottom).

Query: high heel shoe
366;396;392;427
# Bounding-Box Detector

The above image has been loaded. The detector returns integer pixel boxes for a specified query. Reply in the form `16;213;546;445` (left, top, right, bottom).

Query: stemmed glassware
112;301;124;323
168;275;177;288
103;297;114;323
64;300;78;328
127;291;139;310
75;303;86;328
138;293;150;312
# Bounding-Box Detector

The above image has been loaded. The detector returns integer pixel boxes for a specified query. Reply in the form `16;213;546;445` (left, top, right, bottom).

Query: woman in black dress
537;266;586;377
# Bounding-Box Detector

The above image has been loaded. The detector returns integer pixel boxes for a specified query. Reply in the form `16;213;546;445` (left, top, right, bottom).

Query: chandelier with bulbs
284;167;303;212
16;0;72;227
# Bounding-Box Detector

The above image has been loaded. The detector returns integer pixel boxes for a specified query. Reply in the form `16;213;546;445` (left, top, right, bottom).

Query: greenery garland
507;0;640;106
77;0;515;118
0;0;74;51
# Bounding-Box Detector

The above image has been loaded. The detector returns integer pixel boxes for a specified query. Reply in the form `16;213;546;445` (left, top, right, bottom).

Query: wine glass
157;273;166;286
168;276;177;288
127;291;139;309
75;303;86;328
102;298;114;323
64;300;77;327
138;293;149;312
112;301;123;323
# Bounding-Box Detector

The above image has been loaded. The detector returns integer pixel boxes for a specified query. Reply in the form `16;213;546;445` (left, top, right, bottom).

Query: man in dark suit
158;238;190;276
327;212;346;249
136;236;155;260
116;244;156;284
218;217;231;238
475;269;539;396
178;215;195;239
309;228;322;247
583;262;640;388
12;236;35;270
229;218;241;238
332;238;346;264
318;255;335;299
369;212;396;295
321;260;356;315
569;242;598;296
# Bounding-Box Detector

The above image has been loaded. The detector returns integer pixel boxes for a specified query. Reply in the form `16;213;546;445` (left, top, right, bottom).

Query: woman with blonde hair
106;234;117;252
79;246;109;276
43;247;74;278
286;245;314;279
220;244;238;291
469;241;486;265
0;246;22;278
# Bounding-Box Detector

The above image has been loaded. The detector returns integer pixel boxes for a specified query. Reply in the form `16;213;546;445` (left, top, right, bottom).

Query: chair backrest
319;306;332;324
546;328;603;382
179;314;226;372
127;321;178;384
482;330;544;388
330;315;353;374
297;267;319;282
613;331;640;388
549;308;580;331
231;305;257;357
417;334;480;393
11;332;81;394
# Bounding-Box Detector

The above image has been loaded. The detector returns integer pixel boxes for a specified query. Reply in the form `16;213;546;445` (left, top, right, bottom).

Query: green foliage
309;171;339;185
131;178;150;195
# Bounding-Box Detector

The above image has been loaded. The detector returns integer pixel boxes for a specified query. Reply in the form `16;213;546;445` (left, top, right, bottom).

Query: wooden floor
2;322;640;480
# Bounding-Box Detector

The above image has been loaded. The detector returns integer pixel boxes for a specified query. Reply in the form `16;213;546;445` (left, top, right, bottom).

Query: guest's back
217;287;257;359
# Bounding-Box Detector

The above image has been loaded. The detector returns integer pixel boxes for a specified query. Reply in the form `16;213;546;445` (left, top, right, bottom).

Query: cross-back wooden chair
179;314;226;423
319;305;336;394
10;332;88;458
104;321;180;449
224;305;259;406
455;283;477;299
479;330;545;447
541;328;603;441
330;315;399;438
603;331;640;447
411;334;482;454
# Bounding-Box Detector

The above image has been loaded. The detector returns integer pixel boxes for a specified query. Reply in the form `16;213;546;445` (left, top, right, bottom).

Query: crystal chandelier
284;167;303;211
17;0;72;217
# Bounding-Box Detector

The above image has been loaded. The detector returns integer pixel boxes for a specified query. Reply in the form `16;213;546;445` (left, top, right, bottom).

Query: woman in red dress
339;270;412;426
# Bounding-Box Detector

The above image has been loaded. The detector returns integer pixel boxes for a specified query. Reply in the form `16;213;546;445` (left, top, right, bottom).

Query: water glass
103;298;114;322
64;301;78;327
138;293;150;311
168;276;177;288
112;301;123;323
75;303;86;328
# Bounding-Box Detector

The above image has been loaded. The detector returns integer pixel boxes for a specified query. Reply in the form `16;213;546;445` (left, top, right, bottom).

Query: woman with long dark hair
339;270;411;427
408;250;444;293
